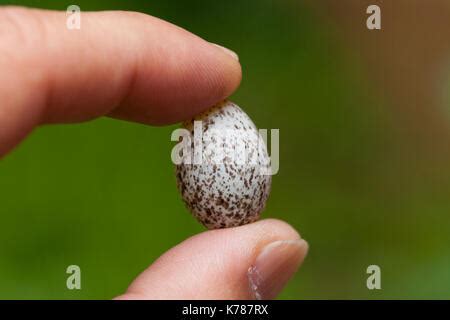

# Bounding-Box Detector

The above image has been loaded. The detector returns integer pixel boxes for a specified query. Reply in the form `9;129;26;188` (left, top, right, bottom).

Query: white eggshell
176;100;272;229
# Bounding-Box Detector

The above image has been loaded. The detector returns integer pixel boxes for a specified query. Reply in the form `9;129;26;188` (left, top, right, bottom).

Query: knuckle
0;7;50;114
0;6;49;54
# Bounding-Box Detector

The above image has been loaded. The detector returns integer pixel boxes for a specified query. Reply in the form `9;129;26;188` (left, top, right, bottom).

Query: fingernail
211;43;239;61
248;239;308;300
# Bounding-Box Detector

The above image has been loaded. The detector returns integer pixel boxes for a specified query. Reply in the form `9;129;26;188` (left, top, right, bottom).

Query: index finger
0;7;241;157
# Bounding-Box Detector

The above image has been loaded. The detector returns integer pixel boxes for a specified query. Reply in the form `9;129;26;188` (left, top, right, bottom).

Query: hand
0;6;308;299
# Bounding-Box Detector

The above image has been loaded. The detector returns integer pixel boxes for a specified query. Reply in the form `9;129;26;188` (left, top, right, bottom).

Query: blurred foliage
1;0;450;299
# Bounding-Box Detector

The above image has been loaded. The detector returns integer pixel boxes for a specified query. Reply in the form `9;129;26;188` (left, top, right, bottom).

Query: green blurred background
1;0;450;299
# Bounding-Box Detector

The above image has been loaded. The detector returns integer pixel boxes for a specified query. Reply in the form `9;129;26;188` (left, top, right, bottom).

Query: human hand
0;7;308;299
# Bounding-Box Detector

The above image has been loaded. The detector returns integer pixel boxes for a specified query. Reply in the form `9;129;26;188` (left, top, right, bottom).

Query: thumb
115;219;308;300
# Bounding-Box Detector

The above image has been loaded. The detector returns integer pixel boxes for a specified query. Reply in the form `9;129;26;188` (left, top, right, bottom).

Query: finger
0;7;241;156
115;219;308;300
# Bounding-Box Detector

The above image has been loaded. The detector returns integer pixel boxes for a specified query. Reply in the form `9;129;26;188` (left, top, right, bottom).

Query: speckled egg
175;100;272;229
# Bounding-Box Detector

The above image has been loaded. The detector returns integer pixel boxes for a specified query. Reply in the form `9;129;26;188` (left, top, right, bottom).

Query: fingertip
241;218;303;243
108;17;243;125
121;219;306;299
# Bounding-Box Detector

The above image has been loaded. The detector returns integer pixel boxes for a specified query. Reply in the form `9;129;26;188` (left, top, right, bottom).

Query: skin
0;7;307;299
